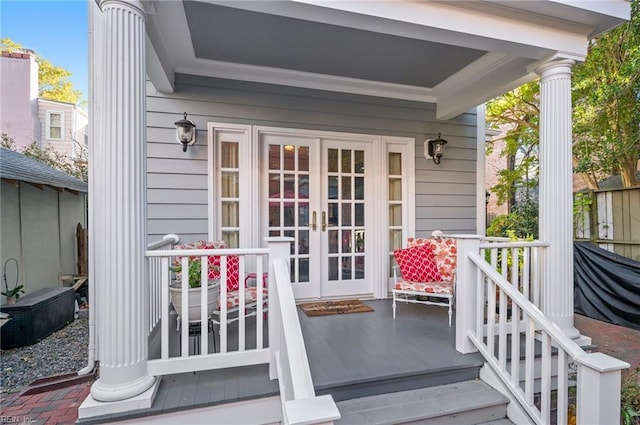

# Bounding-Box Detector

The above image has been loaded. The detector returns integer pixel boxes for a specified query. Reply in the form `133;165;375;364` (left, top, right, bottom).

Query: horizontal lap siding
146;75;477;243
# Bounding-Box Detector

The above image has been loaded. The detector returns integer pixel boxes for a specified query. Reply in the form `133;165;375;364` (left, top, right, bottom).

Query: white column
90;0;154;402
536;59;580;339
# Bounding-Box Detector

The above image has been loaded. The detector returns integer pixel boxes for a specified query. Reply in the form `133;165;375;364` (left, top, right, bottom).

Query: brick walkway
0;315;637;424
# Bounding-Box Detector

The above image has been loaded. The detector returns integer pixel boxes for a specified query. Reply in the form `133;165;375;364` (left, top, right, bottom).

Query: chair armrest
392;265;400;280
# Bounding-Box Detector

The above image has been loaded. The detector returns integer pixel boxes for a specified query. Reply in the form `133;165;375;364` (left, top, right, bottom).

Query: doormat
299;300;374;317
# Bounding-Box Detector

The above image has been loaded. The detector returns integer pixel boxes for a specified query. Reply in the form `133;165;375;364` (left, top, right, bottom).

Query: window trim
46;110;65;140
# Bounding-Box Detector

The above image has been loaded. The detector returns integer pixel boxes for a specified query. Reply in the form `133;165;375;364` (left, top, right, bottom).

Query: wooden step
335;379;509;425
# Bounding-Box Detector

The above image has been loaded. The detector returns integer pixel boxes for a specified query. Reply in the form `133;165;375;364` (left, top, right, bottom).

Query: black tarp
574;242;640;331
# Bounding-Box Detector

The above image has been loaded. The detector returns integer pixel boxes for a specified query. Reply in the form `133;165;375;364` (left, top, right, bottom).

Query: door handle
310;211;317;231
322;211;327;231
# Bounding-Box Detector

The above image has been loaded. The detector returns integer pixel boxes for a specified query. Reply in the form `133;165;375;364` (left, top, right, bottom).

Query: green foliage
573;0;640;188
1;38;83;105
1;134;87;182
487;200;539;239
573;192;593;235
171;259;218;289
486;82;540;206
622;368;640;425
1;284;25;301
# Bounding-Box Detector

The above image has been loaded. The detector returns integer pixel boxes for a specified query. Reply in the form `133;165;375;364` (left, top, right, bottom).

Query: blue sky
1;0;88;103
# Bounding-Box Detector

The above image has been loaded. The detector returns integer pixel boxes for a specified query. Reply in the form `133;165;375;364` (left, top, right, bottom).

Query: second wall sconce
175;112;196;152
425;133;448;164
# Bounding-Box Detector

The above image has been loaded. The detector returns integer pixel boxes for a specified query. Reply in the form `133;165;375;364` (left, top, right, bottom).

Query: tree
573;0;640;188
1;38;83;105
1;134;88;182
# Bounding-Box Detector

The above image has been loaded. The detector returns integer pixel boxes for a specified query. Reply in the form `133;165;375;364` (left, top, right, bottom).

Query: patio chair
392;232;457;326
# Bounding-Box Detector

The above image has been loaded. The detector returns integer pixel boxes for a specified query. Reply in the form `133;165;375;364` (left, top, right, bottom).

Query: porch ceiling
144;0;629;120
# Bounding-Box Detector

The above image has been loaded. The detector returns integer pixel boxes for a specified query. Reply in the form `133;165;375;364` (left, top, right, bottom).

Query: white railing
456;236;629;425
479;240;548;310
147;233;180;334
270;258;340;425
145;245;270;376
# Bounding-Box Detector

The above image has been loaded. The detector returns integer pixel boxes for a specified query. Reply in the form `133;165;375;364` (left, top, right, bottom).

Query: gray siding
146;74;478;243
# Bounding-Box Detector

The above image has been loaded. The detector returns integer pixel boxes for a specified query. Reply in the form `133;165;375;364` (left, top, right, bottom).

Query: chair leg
392;294;397;319
448;299;452;327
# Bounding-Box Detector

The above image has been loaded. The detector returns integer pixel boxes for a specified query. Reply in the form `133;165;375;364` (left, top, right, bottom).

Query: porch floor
82;299;484;423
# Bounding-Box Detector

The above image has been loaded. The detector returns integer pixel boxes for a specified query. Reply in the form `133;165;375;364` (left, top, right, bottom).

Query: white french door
209;123;414;301
260;131;374;299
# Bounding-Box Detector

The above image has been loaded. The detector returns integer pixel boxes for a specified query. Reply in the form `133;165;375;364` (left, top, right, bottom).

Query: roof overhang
143;0;629;120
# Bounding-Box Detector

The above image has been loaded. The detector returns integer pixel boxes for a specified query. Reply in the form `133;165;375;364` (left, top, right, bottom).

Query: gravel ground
0;317;89;395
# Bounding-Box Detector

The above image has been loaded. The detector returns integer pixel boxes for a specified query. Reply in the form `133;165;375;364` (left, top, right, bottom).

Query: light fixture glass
175;112;196;152
425;133;448;164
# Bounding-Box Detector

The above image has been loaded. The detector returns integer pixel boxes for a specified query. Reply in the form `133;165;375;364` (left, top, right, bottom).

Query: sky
1;0;89;103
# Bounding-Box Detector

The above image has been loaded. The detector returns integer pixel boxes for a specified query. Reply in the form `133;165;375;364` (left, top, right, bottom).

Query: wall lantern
175;112;196;152
425;133;448;165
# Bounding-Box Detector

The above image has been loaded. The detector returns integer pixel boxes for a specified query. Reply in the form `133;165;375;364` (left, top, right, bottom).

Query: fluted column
536;59;580;339
90;0;154;401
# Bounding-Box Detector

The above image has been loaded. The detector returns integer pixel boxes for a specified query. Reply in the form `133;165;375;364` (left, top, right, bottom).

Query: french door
261;132;373;299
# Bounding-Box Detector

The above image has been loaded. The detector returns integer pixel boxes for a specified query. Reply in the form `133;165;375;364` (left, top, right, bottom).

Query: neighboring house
80;2;631;424
0;51;88;158
0;148;88;295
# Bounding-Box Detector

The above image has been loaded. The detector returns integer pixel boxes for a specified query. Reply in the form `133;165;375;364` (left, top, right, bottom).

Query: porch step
335;379;509;425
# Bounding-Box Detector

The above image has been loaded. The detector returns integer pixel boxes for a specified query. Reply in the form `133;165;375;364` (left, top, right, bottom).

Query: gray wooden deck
83;299;484;423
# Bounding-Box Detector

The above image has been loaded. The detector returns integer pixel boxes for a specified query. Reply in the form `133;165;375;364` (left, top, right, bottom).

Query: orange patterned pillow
408;237;457;281
393;244;442;283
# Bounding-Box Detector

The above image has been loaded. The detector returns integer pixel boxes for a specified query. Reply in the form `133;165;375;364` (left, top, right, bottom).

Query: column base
79;376;160;420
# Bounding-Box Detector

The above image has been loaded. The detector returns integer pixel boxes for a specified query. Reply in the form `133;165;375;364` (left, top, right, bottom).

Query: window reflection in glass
342;256;352;280
221;142;239;168
355;256;365;279
355;177;364;200
269;175;280;198
283;203;295;227
269;202;280;227
342;176;351;199
388;152;401;175
341;150;351;173
355;150;365;173
389;178;402;201
329;257;338;280
283;145;295;171
299;146;309;172
328;230;338;253
342;230;352;253
328;176;338;200
328;203;338;226
355;230;365;253
355;204;364;226
342;203;351;226
268;144;280;170
328;149;338;172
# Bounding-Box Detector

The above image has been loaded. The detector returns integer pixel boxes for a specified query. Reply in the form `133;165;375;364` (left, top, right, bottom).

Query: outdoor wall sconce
425;133;448;164
175;112;196;152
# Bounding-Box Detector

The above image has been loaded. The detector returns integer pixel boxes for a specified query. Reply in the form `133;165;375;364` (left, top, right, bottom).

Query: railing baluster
510;303;520;388
498;287;507;371
220;255;228;353
524;313;534;404
487;278;496;359
238;255;246;352
523;248;530;302
475;268;484;342
541;333;552;424
161;257;170;360
180;256;190;357
557;349;568;425
256;255;264;349
200;256;208;356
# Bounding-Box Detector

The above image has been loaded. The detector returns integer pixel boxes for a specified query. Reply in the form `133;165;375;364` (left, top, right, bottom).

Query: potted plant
169;256;219;323
2;284;25;305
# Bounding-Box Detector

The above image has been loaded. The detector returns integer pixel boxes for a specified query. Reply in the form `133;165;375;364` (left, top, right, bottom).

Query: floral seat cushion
407;237;457;282
394;279;453;295
218;287;270;310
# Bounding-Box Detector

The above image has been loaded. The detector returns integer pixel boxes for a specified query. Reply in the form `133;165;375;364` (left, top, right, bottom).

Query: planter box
1;287;75;349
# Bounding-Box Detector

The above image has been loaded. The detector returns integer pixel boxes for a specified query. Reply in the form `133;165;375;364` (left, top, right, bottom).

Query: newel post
266;237;293;380
455;235;482;354
576;352;629;425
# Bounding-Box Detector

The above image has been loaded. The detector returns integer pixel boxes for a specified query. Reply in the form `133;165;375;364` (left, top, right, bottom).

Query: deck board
92;299;483;423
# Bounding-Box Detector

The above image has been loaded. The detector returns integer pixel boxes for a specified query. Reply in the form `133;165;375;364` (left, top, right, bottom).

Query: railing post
266;237;293;380
576;353;629;425
455;235;482;354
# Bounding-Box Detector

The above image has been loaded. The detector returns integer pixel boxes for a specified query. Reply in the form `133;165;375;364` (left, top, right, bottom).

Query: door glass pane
329;257;339;280
221;142;238;168
328;176;338;200
269;145;280;170
284;230;295;254
299;147;309;171
299;258;309;282
389;205;402;226
342;203;351;226
222;172;239;197
342;230;352;253
389;178;402;201
283;145;295;170
328;149;338;172
284;175;295;198
355;204;364;226
299;202;309;227
355;150;365;173
355;230;365;253
355;177;364;200
269;175;280;198
341;176;351;199
328;230;339;253
299;230;309;254
389;152;401;175
389;230;402;251
222;201;238;227
222;231;239;248
355;256;365;279
269;202;280;227
341;256;352;279
299;176;309;199
327;203;338;226
283;202;295;226
341;150;351;173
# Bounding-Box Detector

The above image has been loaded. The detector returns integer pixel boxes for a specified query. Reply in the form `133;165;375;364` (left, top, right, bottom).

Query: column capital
99;0;145;17
536;59;575;79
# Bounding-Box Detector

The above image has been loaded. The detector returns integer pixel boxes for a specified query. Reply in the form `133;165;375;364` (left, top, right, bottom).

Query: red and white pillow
407;237;457;282
393;244;442;283
173;240;240;291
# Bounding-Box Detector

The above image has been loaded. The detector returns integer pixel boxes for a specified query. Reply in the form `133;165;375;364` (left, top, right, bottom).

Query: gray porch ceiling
144;0;629;119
